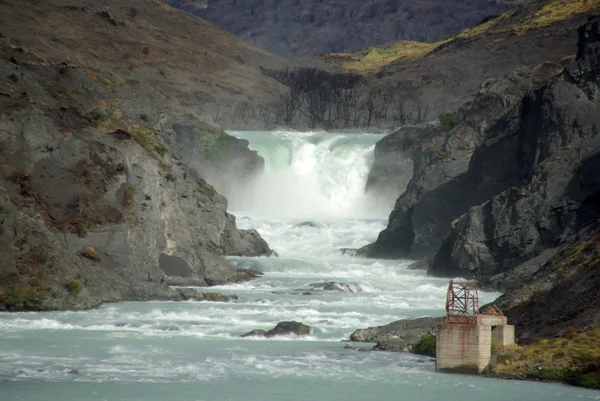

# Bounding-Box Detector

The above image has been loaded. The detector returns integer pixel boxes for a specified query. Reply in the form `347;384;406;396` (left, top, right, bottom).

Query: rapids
1;130;598;401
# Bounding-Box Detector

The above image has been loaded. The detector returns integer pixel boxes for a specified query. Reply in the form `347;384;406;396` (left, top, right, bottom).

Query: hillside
324;0;600;123
163;0;524;56
0;0;283;310
360;15;600;339
0;0;290;129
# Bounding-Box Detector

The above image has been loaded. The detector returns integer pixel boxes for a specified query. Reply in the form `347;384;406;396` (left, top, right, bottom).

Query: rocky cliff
363;16;600;336
0;0;276;311
430;17;600;288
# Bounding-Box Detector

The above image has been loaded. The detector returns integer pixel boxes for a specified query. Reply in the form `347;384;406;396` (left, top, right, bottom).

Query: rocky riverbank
0;0;280;311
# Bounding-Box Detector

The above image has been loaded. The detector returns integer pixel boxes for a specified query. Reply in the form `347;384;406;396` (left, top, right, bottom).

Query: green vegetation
439;113;456;131
65;279;82;296
90;108;108;124
412;334;437;357
174;122;232;165
491;328;600;389
0;282;52;310
130;126;165;156
549;234;600;279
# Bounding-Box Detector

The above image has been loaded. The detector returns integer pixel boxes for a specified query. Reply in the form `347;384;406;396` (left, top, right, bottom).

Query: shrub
81;246;101;262
2;285;45;310
439;113;456;131
121;183;135;208
90;108;107;123
65;280;82;296
412;334;436;357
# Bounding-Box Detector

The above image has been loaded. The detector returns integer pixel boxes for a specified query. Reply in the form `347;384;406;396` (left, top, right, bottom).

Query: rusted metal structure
445;279;479;324
437;278;515;374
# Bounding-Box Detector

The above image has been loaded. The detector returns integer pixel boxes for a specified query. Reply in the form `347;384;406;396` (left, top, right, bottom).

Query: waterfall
226;130;390;219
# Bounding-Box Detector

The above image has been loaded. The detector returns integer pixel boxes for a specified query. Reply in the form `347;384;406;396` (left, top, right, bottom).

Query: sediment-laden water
1;131;598;401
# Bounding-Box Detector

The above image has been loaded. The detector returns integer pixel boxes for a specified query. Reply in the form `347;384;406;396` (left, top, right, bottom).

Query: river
1;131;598;400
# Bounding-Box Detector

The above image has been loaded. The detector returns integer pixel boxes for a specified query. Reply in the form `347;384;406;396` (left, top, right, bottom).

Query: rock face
0;3;275;311
496;231;600;343
349;317;442;352
364;124;438;209
430;17;600;289
361;17;600;340
242;321;311;338
361;61;569;259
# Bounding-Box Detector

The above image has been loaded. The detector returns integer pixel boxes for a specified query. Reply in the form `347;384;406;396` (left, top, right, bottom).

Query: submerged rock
309;281;362;292
242;321;311;338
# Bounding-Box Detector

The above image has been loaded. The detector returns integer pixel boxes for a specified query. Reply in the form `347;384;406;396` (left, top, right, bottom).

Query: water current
1;131;598;401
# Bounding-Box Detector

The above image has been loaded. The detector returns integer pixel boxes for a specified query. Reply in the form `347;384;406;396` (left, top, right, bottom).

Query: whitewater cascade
225;130;391;219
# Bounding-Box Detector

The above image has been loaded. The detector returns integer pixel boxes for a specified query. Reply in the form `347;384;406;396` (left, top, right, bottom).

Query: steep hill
164;0;524;56
0;0;289;128
325;0;600;123
0;0;281;311
361;15;600;338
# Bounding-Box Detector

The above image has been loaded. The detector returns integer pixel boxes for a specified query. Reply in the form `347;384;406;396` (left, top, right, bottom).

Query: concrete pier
436;280;515;374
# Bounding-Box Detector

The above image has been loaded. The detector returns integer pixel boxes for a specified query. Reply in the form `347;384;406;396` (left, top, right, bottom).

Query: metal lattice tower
445;279;479;324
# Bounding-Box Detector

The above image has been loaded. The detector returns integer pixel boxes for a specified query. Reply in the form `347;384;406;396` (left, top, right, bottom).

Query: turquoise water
1;131;598;400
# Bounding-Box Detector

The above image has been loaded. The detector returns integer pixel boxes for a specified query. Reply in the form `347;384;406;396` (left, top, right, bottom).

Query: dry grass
323;0;600;73
491;328;600;389
528;0;600;29
328;41;440;73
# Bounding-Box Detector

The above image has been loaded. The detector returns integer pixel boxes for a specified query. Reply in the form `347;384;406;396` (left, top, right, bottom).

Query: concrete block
491;324;515;347
436;323;491;373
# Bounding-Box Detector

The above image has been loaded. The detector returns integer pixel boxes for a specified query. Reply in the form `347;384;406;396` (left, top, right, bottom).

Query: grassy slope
0;0;287;127
490;329;600;389
323;0;600;73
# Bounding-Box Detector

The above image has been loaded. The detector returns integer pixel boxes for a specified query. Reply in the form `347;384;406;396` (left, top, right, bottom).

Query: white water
1;130;598;400
225;131;389;219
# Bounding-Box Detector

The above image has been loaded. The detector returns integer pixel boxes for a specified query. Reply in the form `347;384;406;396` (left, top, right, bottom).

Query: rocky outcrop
242;321;311;338
0;19;273;311
430;17;600;288
364;124;438;209
361;60;569;259
349;317;442;352
495;230;600;343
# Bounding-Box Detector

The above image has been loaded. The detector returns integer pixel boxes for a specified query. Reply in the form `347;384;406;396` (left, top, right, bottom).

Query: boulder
349;317;442;352
242;321;311;338
178;288;238;302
